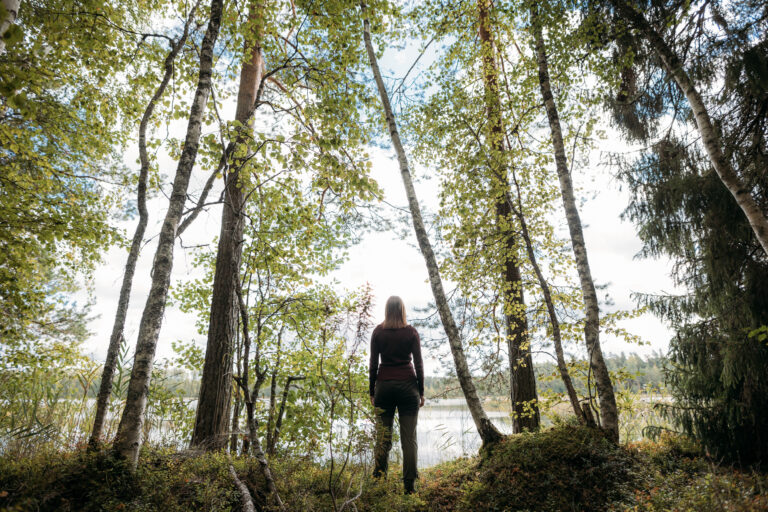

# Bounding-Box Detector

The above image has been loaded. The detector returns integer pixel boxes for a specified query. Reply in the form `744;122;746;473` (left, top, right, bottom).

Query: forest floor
1;424;766;511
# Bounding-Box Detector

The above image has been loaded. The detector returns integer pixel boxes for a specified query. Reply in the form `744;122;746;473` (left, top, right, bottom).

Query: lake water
155;397;513;468
90;397;515;468
395;398;514;468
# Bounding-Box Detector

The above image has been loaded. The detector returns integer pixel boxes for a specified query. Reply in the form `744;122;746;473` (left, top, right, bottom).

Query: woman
369;295;425;494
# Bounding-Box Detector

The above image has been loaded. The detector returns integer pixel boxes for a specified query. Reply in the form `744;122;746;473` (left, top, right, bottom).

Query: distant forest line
45;352;666;400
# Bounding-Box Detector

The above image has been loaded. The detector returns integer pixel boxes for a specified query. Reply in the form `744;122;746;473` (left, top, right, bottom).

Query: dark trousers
373;379;419;484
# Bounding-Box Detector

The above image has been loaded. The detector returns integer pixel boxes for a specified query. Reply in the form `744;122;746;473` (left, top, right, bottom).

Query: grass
1;425;766;511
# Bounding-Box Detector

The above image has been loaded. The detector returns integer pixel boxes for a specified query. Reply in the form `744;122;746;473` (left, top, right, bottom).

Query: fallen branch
229;464;256;512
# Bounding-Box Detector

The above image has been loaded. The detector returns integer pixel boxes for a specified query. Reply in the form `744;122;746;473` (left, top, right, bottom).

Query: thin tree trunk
362;5;503;446
178;143;232;236
191;0;265;451
230;393;242;453
505;182;584;422
112;0;224;468
234;283;285;512
230;316;243;453
0;0;20;54
265;371;277;453
89;6;198;449
531;7;619;441
477;0;539;432
268;375;304;456
610;0;768;257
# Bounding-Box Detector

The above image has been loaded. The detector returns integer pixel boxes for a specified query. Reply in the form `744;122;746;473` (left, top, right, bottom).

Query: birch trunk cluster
113;0;225;467
89;4;199;448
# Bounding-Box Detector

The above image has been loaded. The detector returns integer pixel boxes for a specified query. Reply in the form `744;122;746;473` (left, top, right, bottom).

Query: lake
391;398;514;468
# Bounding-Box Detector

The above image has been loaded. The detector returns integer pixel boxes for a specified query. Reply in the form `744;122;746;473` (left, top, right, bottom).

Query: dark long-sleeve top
368;324;424;397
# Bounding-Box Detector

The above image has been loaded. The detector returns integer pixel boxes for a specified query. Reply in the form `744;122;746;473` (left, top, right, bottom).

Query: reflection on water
389;398;514;468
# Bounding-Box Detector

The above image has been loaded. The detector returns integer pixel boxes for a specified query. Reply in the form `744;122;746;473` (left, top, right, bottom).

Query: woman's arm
368;329;379;398
412;328;425;397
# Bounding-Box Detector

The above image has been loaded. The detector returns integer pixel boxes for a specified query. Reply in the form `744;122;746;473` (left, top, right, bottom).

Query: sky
81;144;679;377
78;33;681;377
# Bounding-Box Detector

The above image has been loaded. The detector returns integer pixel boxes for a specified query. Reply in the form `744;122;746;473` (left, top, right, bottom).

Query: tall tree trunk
609;0;768;257
191;1;265;451
0;0;20;54
531;7;619;441
89;6;198;449
477;0;539;432
362;5;503;446
112;0;224;468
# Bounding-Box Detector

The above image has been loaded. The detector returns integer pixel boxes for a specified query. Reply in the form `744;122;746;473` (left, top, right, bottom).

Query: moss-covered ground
1;425;766;511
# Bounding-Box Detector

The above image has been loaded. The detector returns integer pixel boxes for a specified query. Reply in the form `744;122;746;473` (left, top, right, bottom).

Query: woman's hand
419;395;425;408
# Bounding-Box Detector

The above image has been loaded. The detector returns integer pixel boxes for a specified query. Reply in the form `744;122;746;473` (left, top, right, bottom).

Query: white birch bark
362;5;503;445
0;0;20;54
531;8;619;441
112;0;225;468
89;3;199;448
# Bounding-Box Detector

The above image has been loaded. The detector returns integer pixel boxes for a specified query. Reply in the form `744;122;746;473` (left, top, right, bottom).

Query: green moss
1;427;765;512
458;425;637;512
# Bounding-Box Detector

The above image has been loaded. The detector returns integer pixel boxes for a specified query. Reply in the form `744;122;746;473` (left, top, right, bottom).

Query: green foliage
0;343;99;456
620;434;768;511
586;0;768;466
0;0;183;348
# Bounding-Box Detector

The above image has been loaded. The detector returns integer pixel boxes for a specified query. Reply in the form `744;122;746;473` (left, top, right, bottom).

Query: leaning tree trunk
89;5;198;448
477;0;539;432
190;0;265;451
0;0;20;54
609;0;768;257
506;183;585;423
362;5;503;446
531;7;619;441
112;0;224;468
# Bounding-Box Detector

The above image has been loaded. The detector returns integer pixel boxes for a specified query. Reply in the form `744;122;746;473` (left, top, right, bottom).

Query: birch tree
113;0;225;468
89;2;200;448
606;0;768;257
362;3;504;445
0;0;19;54
530;2;618;440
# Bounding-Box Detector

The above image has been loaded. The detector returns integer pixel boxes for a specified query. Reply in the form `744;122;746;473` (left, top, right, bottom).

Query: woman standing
369;295;425;494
